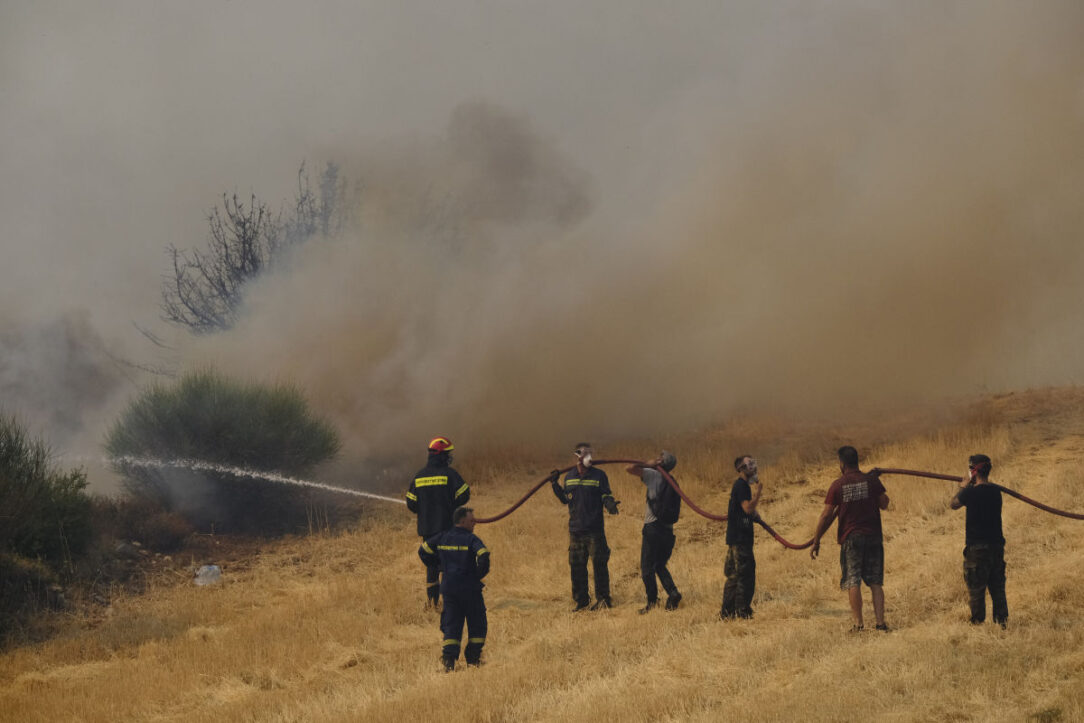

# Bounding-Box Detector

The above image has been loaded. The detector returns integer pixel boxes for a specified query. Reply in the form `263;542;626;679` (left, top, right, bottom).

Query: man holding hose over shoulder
950;454;1008;628
625;451;682;614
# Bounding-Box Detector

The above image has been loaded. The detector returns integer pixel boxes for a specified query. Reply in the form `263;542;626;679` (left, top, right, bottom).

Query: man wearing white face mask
721;455;762;619
551;442;620;611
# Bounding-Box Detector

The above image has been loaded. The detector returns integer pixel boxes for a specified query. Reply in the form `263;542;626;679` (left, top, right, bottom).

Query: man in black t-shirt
950;453;1008;626
721;455;762;619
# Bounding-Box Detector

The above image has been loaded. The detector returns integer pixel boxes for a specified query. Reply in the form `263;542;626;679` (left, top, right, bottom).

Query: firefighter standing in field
551;442;620;611
406;436;471;608
419;507;490;671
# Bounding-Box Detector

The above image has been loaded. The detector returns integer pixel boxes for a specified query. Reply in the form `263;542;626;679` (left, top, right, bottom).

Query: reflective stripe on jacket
552;466;615;534
418;526;490;594
406;461;470;537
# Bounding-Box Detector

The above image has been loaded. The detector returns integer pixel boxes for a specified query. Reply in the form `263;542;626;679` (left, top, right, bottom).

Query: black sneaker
639;601;658;615
665;593;682;611
591;597;613;611
465;660;482;668
875;623;889;632
573;600;591;612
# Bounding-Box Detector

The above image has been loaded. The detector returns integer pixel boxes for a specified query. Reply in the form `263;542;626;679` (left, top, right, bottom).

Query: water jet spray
106;455;407;505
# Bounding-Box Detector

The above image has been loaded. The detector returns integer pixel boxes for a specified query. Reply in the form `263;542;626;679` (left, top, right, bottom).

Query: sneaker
639;601;658;615
573;600;591;612
849;625;864;633
665;593;682;611
590;597;613;611
465;660;482;668
441;656;456;672
875;623;889;632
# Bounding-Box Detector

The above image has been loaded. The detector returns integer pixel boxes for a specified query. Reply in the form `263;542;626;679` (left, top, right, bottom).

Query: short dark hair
837;446;860;468
574;442;592;454
453;506;473;525
968;454;992;475
734;455;751;471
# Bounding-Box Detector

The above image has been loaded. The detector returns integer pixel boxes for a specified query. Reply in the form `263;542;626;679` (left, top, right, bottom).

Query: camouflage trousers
963;544;1008;624
569;531;611;606
721;543;756;618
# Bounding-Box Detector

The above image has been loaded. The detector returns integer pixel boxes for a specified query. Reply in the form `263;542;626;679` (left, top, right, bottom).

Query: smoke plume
3;1;1083;476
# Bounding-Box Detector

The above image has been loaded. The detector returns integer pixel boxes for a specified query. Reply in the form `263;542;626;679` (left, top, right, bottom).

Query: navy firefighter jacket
552;466;616;535
418;526;490;595
406;459;471;538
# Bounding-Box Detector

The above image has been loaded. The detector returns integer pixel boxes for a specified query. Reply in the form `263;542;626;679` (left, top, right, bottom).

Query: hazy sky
3;1;1084;477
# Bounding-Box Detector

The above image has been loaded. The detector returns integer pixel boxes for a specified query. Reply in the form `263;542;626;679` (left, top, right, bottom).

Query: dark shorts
839;533;884;589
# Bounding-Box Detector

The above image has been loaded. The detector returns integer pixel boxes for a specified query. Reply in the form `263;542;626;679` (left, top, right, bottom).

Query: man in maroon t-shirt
811;446;890;632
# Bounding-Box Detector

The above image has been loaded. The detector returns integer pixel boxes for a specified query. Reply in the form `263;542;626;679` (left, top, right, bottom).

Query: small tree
106;370;342;535
162;162;347;334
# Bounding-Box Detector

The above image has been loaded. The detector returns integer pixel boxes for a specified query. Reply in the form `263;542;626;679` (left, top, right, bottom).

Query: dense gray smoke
3;1;1084;475
0;313;127;449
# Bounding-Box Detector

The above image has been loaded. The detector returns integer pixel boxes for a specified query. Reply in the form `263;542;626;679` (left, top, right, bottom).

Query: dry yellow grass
3;388;1084;722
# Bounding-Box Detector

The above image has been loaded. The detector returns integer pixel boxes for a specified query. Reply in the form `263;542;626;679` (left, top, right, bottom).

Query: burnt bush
89;495;194;552
105;370;342;536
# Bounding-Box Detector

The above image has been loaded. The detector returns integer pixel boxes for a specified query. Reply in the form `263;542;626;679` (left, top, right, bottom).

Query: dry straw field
2;389;1084;722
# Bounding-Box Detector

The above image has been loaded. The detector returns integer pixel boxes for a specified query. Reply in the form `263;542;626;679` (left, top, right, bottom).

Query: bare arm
809;504;839;560
741;481;762;516
950;478;970;510
879;493;889;511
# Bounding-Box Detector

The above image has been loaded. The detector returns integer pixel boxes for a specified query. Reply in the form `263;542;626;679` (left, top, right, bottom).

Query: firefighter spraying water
405;437;471;608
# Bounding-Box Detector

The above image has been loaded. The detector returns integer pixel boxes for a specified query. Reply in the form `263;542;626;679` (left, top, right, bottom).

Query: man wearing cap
419;507;490;671
950;454;1008;627
407;436;471;608
551;443;620;611
626;451;683;613
721;454;762;619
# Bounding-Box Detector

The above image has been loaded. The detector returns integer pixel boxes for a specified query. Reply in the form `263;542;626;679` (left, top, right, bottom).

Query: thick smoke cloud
0;313;127;449
3;1;1084;479
194;2;1084;461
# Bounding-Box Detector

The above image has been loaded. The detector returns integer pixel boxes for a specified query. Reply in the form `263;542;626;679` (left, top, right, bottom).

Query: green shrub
0;414;92;638
105;370;341;535
0;415;92;571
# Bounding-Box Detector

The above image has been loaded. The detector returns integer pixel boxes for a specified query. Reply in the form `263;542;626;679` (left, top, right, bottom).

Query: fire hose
473;459;815;549
472;461;1084;548
871;468;1084;520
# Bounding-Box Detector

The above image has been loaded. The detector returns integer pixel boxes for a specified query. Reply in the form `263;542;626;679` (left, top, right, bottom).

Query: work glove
548;469;562;482
604;498;620;515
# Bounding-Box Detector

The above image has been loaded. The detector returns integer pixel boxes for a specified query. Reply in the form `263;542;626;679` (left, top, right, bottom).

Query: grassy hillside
2;389;1084;722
